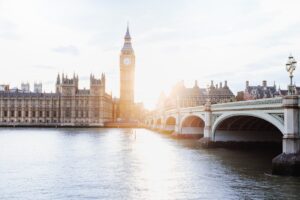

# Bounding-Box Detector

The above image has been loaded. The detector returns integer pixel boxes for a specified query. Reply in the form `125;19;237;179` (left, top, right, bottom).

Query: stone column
150;118;155;129
0;99;2;122
204;101;212;138
0;101;2;123
174;114;181;133
7;100;10;122
199;101;214;147
14;108;18;123
272;95;300;176
21;107;25;123
71;97;76;124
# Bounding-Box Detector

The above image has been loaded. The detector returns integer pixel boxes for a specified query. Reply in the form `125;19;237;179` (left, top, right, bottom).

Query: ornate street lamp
286;54;297;95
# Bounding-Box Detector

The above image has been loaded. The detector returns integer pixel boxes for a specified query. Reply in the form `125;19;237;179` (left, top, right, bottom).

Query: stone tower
89;73;106;124
57;73;78;96
57;73;78;124
119;25;135;121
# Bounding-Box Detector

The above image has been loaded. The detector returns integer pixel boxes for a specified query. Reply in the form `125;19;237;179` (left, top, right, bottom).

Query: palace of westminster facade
0;26;137;126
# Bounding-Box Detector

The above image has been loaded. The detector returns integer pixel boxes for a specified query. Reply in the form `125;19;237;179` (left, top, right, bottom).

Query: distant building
238;80;300;101
21;83;30;93
243;80;277;100
0;85;9;92
207;80;235;104
0;73;113;126
274;87;300;97
34;83;42;93
236;91;245;101
236;80;300;101
158;80;235;109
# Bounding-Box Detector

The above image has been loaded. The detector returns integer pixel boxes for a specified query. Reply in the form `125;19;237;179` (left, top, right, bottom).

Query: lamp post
286;54;297;95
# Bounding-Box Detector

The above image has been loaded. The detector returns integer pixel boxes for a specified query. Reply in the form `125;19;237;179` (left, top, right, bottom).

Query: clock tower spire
121;24;134;54
119;24;135;121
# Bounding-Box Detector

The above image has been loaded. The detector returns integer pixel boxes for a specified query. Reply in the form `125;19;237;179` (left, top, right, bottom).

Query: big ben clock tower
119;25;135;121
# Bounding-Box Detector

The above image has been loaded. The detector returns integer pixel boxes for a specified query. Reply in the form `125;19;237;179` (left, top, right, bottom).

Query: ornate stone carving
270;113;284;124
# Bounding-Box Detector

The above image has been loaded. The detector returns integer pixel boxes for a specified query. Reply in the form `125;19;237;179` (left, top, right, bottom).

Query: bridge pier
199;101;214;146
272;96;300;176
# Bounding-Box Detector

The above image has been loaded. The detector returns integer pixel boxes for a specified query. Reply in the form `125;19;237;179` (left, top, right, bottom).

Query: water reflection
0;128;299;199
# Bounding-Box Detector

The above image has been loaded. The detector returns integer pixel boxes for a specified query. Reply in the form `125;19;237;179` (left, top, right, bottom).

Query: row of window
1;119;58;123
0;99;107;107
1;110;58;118
0;99;58;105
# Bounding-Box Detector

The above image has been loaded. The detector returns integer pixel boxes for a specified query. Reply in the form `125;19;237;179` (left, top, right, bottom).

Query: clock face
123;57;131;65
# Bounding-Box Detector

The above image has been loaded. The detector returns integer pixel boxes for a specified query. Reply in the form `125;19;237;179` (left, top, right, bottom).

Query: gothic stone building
157;80;235;110
243;80;277;100
241;80;300;100
0;73;113;126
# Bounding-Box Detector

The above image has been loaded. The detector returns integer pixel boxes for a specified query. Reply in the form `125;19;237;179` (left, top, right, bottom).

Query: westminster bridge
145;95;300;176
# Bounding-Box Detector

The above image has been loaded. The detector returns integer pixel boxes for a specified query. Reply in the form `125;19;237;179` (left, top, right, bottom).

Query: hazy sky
1;0;300;108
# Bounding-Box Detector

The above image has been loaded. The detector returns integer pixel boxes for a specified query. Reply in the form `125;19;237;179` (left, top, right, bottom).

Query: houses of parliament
0;26;139;127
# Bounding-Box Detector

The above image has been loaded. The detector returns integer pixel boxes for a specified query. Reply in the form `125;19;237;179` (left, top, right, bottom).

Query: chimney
246;81;249;88
224;80;228;87
262;80;267;87
220;82;222;88
211;80;214;87
216;84;218;89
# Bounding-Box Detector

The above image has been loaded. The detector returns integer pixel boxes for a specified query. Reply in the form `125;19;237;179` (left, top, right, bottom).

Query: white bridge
145;96;300;175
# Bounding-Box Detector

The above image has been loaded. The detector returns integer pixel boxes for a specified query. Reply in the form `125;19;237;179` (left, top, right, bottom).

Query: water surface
0;128;299;199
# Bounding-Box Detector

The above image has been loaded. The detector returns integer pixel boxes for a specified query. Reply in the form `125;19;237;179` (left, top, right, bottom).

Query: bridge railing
147;97;287;121
180;106;205;113
211;97;283;111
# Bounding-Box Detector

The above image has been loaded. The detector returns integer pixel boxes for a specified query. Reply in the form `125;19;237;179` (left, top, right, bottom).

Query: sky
1;0;300;109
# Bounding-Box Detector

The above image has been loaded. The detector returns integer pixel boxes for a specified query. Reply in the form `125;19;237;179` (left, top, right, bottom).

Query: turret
194;80;199;88
59;73;78;96
246;80;249;88
90;73;105;96
210;80;214;89
21;82;30;92
262;80;267;87
34;82;42;93
56;73;60;93
56;73;60;84
101;73;106;89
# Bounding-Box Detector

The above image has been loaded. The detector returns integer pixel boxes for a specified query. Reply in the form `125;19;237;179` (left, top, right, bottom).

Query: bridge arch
156;118;162;125
180;114;205;136
154;118;163;129
212;112;283;142
150;119;154;125
180;114;205;126
165;116;176;132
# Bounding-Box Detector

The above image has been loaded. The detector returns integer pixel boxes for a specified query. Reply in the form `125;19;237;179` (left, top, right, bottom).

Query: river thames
0;128;299;199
